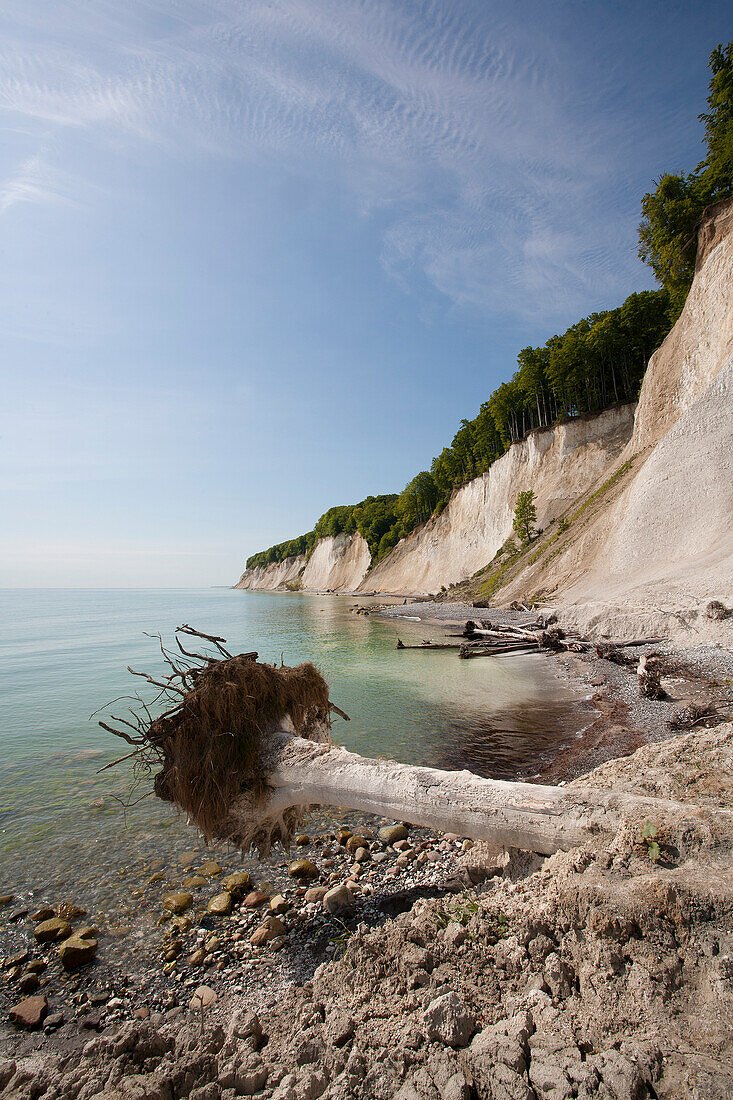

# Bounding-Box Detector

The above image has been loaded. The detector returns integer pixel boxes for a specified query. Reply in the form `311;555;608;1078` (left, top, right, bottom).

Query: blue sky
1;0;728;586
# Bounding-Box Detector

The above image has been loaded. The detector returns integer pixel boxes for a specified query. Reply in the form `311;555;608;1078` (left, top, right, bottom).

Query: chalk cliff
496;198;733;637
234;533;370;593
360;405;635;595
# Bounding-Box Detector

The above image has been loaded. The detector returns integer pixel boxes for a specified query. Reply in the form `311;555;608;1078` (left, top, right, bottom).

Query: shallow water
0;588;587;951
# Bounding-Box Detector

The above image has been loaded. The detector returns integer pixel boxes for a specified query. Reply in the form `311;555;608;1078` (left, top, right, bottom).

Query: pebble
182;875;208;890
323;884;354;916
345;836;370;853
295;835;311;845
250;917;287;946
188;949;206;967
354;847;370;863
269;894;290;915
243;890;270;909
43;1012;64;1032
31;906;56;922
199;861;222;877
379;824;409;844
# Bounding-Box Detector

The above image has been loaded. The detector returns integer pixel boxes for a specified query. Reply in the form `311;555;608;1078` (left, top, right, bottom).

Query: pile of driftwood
396;618;588;659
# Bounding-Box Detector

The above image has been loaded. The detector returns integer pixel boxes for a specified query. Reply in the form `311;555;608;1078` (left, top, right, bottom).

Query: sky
0;0;729;587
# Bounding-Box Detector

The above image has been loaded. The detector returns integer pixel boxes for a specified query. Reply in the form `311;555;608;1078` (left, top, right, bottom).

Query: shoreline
3;599;733;1097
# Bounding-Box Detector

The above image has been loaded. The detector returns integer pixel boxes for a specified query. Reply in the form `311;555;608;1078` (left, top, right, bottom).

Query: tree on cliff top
513;490;537;547
638;42;733;320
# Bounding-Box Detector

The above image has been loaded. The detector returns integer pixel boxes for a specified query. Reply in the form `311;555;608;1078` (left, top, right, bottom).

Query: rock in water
221;871;251;897
162;892;193;914
34;917;72;943
206;892;233;915
9;996;48;1030
58;933;98;971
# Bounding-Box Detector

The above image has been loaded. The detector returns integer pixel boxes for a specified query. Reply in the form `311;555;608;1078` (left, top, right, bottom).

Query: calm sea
0;588;587;953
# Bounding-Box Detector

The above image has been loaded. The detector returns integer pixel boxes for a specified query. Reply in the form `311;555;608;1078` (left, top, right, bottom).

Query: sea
0;588;588;963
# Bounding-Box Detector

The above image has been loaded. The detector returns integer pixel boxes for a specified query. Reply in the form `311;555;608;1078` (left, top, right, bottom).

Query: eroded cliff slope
495;198;733;638
360;405;634;595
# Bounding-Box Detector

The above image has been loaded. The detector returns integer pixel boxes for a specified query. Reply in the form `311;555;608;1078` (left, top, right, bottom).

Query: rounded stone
288;859;318;880
189;986;217;1012
345;836;370;854
162;892;193;915
182;875;208;890
198;861;222;877
220;872;252;898
378;824;409;845
207;892;233;916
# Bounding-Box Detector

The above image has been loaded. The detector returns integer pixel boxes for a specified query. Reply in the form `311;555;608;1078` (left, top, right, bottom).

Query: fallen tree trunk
238;730;715;857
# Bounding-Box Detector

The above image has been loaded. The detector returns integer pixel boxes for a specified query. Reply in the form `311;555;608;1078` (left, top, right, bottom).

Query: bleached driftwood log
230;724;708;857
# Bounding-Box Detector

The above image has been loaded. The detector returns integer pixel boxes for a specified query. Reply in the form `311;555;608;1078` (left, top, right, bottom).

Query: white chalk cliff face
500;198;733;638
360;405;635;595
300;533;371;592
234;533;371;593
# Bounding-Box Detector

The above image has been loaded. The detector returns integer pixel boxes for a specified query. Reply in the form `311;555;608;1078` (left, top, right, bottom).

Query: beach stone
162;892;193;914
305;886;329;903
34;917;72;943
5;951;29;969
183;875;208;890
189;986;217;1012
423;993;475;1048
31;906;55;922
354;847;370;863
18;973;39;994
379;824;409;844
43;1012;64;1031
269;894;290;915
337;828;353;844
9;995;48;1030
207;892;233;915
250;917;286;946
24;960;46;973
76;924;99;939
57;902;87;921
179;850;199;867
323;884;354;916
243;890;269;909
346;836;370;853
148;872;166;884
188;949;206;967
221;872;252;898
199;861;222;876
296;834;311;845
59;933;98;970
289;859;318;880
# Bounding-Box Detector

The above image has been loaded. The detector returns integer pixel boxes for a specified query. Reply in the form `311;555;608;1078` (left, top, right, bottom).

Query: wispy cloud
0;0;670;320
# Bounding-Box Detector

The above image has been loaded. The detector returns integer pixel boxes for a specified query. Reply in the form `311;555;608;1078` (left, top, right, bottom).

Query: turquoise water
0;588;586;946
